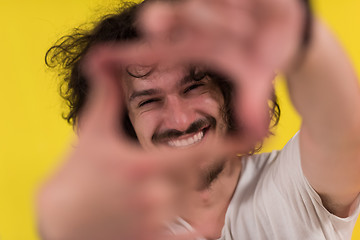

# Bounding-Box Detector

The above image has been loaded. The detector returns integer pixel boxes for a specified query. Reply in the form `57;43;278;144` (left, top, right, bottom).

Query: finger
78;44;125;138
181;0;254;40
252;0;304;70
139;0;255;46
130;132;251;187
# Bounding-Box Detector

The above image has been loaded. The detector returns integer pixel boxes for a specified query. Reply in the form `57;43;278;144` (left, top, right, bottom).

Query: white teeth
167;130;205;147
194;134;199;141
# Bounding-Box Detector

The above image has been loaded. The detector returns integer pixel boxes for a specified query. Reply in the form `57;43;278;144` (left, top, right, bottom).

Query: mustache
152;116;217;143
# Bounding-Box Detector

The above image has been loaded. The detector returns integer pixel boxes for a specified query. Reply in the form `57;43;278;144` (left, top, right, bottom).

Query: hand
37;45;211;240
137;0;306;141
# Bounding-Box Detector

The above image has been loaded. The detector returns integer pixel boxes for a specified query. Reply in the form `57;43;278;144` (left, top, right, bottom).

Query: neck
180;155;242;239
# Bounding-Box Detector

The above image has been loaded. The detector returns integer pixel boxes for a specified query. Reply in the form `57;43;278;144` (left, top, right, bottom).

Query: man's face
123;64;228;151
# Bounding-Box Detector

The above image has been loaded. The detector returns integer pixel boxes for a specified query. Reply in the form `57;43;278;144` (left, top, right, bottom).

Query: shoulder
241;132;301;176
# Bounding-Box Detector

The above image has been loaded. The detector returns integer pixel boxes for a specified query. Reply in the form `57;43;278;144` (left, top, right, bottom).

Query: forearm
286;19;360;147
284;19;360;212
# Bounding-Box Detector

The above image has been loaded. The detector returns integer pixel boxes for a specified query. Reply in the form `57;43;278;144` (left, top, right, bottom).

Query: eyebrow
178;74;195;87
128;73;200;102
129;88;162;102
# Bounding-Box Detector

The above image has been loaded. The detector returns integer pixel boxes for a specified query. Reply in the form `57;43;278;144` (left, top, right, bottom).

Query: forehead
122;64;192;93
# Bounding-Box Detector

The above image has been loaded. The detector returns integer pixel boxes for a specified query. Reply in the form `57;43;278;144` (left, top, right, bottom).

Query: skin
123;64;227;151
287;20;360;217
122;63;243;238
139;0;360;219
37;0;360;239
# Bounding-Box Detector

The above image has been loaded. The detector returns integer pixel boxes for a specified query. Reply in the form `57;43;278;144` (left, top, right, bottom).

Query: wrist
286;0;313;75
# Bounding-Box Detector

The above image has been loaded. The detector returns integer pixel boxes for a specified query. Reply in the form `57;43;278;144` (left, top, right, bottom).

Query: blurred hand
138;0;306;141
37;46;208;240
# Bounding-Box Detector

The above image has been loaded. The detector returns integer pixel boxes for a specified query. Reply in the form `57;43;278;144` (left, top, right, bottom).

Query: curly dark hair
45;0;280;144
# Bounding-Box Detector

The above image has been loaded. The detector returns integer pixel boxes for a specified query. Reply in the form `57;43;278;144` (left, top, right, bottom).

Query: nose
161;95;197;132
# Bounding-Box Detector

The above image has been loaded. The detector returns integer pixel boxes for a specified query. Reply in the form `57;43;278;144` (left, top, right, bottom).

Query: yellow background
0;0;359;239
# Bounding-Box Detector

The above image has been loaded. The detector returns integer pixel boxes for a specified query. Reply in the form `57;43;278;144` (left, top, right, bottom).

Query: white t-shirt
168;133;360;239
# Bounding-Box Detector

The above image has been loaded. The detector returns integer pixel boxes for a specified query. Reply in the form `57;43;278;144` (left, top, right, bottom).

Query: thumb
234;66;274;141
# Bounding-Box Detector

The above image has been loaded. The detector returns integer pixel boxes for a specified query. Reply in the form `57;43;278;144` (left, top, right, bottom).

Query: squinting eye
184;83;205;94
138;98;160;108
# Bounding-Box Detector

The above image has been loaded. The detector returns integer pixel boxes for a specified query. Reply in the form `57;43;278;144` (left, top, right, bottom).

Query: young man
38;0;360;239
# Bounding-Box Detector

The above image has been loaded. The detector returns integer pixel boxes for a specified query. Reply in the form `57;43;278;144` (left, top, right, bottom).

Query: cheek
196;92;228;132
193;92;224;118
129;111;160;147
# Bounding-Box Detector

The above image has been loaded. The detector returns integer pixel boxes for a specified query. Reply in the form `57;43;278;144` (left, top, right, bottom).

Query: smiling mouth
167;127;209;148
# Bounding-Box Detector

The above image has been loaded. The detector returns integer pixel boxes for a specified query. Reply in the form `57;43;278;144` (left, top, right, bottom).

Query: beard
196;158;226;191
